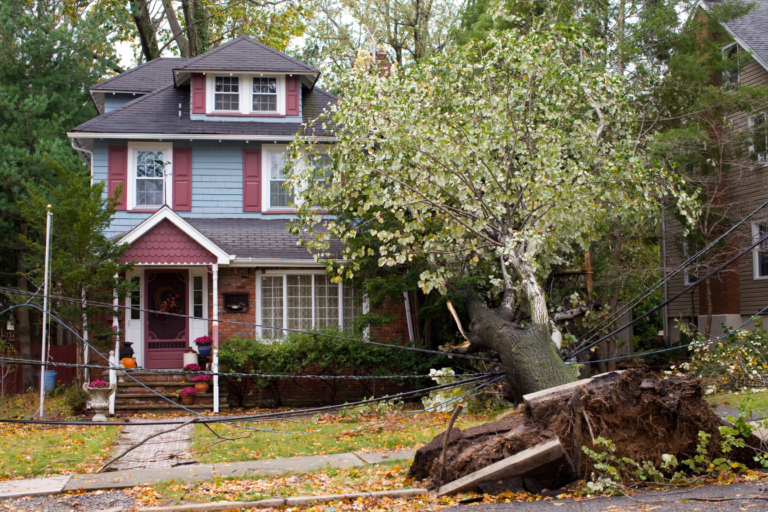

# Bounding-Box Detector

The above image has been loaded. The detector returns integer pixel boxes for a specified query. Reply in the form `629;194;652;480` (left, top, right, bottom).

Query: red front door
145;270;189;369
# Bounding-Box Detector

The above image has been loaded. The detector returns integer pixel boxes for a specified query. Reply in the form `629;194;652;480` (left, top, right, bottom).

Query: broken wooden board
436;438;567;496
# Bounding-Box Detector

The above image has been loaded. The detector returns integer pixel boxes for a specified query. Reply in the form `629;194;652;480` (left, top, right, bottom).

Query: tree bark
164;1;190;58
14;228;34;391
465;295;575;403
705;278;713;338
129;0;160;61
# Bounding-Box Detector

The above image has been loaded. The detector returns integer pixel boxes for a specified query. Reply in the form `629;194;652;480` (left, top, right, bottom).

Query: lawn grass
193;409;505;464
705;388;768;412
0;423;119;479
154;459;412;504
0;389;119;479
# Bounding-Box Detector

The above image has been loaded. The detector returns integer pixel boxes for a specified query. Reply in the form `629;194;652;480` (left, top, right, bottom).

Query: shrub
62;386;89;415
680;318;768;392
218;327;451;406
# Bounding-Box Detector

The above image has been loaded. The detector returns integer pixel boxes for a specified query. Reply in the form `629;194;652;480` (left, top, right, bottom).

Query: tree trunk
705;278;713;338
164;1;190;58
129;0;160;61
14;239;34;391
465;296;575;403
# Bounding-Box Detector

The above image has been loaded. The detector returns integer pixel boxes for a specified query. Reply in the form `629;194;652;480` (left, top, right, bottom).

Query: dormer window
253;77;278;112
214;76;239;111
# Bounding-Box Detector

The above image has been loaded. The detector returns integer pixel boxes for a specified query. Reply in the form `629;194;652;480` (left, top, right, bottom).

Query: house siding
104;93;143;113
663;54;768;337
94;139;298;237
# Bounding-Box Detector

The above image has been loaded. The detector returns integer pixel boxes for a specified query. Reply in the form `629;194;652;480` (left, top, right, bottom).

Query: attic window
214;76;239;110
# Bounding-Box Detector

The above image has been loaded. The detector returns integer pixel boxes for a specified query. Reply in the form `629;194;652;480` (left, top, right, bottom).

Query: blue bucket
36;371;57;391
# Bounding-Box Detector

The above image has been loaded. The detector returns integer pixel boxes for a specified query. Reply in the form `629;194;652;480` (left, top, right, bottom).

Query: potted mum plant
191;374;211;393
194;335;213;357
184;363;200;380
179;387;197;405
83;379;116;421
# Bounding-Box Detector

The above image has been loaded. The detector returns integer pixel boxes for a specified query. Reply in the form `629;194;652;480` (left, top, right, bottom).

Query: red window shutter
108;147;128;210
243;149;262;212
173;148;193;211
286;76;300;116
192;73;206;114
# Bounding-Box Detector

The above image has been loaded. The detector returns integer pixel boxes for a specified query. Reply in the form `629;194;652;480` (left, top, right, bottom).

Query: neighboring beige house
663;0;768;342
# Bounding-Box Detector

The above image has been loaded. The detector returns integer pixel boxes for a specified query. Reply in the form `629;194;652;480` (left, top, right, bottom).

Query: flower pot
83;382;116;421
183;351;199;368
181;395;195;406
197;344;212;357
194;382;209;394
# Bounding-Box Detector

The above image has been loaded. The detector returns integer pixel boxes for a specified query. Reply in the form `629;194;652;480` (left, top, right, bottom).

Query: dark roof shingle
91;58;189;93
186;218;343;260
175;36;320;74
724;0;768;67
71;85;338;136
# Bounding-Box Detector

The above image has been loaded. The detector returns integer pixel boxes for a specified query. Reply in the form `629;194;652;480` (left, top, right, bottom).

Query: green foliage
420;367;510;413
338;396;406;420
60;385;90;416
679;318;768;392
218;328;451;406
19;160;134;351
582;432;746;495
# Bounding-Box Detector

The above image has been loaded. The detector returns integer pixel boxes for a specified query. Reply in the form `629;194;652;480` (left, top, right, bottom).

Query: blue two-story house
68;38;410;385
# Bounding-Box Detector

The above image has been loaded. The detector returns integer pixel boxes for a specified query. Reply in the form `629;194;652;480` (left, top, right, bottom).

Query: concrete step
111;403;229;417
103;370;203;384
117;382;215;393
116;394;224;407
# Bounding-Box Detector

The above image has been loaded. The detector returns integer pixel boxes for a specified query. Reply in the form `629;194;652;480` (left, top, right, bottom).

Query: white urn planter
83;383;116;422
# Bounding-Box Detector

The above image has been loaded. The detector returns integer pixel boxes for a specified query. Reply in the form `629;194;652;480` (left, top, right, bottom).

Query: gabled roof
174;36;319;75
119;207;233;265
90;58;189;93
69;84;338;138
722;0;768;72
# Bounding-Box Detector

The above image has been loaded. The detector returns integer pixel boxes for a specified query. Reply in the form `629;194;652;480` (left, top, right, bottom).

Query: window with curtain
314;275;339;328
343;284;362;332
287;275;312;331
261;276;284;338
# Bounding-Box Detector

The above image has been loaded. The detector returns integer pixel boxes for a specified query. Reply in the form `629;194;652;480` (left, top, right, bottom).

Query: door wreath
154;285;184;319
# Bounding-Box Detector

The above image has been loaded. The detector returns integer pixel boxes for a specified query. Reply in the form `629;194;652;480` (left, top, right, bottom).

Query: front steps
102;369;229;417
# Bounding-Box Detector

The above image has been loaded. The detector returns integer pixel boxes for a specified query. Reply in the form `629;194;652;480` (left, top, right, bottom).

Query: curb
136;488;430;511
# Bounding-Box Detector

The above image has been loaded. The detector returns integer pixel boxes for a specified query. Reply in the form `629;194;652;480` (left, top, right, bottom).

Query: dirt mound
409;370;760;490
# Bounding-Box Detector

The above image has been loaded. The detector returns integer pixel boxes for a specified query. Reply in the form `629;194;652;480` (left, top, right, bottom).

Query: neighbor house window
754;221;768;279
214;76;239;111
136;150;165;207
269;151;294;208
722;43;739;87
131;276;141;320
750;112;768;164
682;241;698;286
311;154;331;190
253;77;277;112
260;274;362;338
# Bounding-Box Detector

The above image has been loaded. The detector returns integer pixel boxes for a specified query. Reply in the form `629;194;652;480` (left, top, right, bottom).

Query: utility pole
38;205;52;418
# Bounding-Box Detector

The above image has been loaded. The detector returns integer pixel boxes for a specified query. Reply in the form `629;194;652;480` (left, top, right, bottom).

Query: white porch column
212;264;219;413
110;281;119;415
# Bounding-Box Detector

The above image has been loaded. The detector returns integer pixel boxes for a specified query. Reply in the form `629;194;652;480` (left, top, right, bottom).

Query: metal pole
38;205;52;418
212;264;219;413
82;287;89;384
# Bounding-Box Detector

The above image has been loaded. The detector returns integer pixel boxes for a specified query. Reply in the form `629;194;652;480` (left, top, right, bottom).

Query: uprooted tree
289;23;697;400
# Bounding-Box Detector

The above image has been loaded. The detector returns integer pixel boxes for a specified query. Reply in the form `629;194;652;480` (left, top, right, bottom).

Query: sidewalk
0;449;416;499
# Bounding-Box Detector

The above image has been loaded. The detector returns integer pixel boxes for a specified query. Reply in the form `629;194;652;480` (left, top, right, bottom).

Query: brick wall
209;268;257;340
371;295;409;343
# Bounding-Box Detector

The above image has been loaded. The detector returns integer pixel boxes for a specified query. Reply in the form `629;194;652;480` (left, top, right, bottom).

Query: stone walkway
108;417;196;471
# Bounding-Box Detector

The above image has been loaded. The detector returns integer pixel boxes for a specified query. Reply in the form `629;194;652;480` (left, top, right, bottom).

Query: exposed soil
409;370;762;490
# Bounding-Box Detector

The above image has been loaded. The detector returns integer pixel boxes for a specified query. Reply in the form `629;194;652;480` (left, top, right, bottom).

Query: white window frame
206;74;286;115
126;141;173;211
749;111;768;166
753;220;768;280
262;144;296;210
256;270;363;338
722;43;739;87
212;75;241;112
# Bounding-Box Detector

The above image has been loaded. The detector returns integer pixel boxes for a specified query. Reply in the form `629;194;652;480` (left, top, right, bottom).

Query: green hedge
219;328;451;406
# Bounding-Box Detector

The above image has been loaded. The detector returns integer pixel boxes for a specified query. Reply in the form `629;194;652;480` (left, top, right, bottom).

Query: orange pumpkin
121;358;136;369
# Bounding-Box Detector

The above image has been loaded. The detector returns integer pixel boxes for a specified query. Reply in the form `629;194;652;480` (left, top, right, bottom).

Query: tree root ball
409;369;762;491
